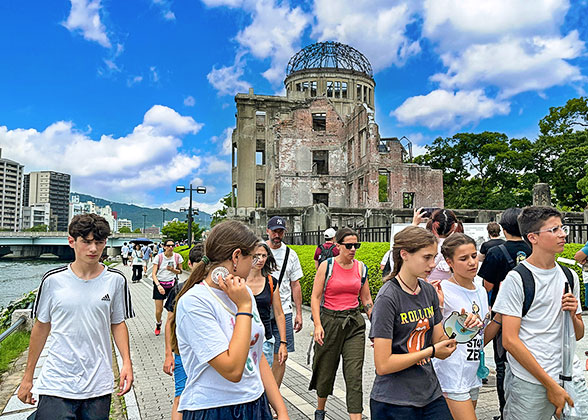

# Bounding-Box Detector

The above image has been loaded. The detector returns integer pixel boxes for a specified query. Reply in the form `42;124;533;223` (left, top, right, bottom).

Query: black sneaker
314;409;326;420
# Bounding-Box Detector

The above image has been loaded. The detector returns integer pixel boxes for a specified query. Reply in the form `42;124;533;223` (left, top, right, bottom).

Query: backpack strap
514;264;535;318
517;263;575;318
358;261;368;287
277;246;290;286
498;244;515;269
321;257;335;306
268;275;274;302
158;252;163;267
174;252;180;268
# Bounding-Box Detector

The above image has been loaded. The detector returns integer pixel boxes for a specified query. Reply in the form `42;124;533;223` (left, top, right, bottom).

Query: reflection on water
0;260;70;309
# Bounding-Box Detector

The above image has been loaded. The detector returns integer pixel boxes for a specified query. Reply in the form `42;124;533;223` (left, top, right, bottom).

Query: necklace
450;275;476;290
397;274;419;295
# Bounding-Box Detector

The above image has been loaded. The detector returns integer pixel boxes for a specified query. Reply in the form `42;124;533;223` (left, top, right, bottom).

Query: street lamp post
176;184;206;246
142;214;147;234
161;208;167;228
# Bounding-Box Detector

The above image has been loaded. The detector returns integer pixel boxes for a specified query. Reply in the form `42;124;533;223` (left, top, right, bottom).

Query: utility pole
142;214;147;233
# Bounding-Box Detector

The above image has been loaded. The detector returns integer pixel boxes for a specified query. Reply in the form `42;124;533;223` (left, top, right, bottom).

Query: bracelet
235;312;254;318
280;340;287;345
430;344;436;358
493;319;502;326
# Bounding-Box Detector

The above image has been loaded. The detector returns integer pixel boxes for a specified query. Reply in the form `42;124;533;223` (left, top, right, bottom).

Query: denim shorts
174;353;187;397
263;337;275;367
35;394;111;420
444;387;480;402
370;396;452;420
271;312;294;353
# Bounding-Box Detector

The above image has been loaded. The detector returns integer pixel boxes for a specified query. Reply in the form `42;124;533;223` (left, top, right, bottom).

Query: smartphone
421;207;439;218
167;261;174;268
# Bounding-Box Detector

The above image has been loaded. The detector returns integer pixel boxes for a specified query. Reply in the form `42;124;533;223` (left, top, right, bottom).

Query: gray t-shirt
369;278;443;407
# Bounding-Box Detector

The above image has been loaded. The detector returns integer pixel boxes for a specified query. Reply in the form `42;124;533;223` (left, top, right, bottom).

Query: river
0;260;69;309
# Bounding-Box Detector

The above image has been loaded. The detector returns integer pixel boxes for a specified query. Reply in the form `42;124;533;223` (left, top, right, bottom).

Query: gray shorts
504;364;556;420
444;387;480;402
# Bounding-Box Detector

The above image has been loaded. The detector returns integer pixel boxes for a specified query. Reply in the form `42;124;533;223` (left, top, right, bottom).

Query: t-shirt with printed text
369;278;443;407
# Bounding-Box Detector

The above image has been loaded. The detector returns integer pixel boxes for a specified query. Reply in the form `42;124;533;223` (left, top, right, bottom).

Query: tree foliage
133;228;142;233
161;220;204;242
118;226;131;233
414;97;588;211
23;224;49;232
211;193;234;227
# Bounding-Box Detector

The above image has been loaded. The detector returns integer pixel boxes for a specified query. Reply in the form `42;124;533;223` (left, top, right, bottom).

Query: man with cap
266;215;304;388
314;228;339;269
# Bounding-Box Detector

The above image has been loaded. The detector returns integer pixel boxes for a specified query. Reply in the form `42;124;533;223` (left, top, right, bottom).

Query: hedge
290;243;586;307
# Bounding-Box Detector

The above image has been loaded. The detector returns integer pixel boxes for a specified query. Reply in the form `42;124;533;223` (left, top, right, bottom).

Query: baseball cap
324;228;336;239
267;216;287;231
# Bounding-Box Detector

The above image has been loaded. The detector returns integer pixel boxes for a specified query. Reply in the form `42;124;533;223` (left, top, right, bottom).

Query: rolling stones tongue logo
407;318;430;356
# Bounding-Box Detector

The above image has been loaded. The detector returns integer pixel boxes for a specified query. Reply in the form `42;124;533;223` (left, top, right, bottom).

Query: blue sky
1;0;587;214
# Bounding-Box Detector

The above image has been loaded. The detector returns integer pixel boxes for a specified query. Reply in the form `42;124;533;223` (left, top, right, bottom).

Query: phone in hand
422;207;439;218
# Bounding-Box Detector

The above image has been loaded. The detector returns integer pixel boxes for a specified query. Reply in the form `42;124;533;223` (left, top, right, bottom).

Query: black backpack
317;243;336;265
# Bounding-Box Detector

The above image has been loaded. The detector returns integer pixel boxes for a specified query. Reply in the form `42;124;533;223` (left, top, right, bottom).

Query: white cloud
62;0;111;48
183;96;196;107
312;0;420;72
392;89;510;129
207;53;251;96
127;75;143;87
210;127;234;156
431;32;585;98
103;59;120;72
235;0;311;85
201;0;243;7
202;156;231;174
160;196;225;215
150;66;160;83
141;105;203;136
0;105;205;203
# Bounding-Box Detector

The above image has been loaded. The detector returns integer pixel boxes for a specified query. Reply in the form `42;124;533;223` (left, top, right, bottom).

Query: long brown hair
387;226;437;281
170;220;259;353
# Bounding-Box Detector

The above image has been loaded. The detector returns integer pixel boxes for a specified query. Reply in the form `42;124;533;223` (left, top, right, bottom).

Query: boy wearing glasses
493;206;583;420
152;239;183;336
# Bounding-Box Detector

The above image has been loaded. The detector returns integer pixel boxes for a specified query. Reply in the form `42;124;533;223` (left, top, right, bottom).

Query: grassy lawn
0;329;30;375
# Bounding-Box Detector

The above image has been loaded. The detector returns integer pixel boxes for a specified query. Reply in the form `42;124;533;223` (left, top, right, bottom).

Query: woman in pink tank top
309;228;374;420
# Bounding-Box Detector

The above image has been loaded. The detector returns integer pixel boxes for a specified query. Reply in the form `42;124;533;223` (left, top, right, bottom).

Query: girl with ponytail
171;220;289;420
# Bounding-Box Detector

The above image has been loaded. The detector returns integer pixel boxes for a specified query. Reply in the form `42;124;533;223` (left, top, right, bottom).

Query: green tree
23;224;49;232
211;193;234;227
133;228;142;233
118;226;131;233
539;97;588;137
161;220;204;242
413;132;536;209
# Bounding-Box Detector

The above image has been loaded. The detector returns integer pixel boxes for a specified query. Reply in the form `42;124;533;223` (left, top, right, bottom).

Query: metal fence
282;223;588;246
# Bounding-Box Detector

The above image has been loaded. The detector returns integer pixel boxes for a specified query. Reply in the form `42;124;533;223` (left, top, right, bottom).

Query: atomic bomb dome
284;41;375;115
286;41;373;78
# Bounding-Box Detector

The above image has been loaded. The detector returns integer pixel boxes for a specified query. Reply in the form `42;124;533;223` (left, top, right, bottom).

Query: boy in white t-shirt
493;206;583;420
18;214;135;420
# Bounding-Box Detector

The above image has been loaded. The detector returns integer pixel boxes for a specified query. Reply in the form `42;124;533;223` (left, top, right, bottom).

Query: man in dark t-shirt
478;208;531;419
479;222;505;262
314;228;340;269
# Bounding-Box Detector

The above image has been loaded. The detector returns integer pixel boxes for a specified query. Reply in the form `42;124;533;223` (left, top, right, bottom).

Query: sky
1;0;587;214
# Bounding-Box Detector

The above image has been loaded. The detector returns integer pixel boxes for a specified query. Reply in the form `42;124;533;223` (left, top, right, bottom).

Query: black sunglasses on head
342;243;361;250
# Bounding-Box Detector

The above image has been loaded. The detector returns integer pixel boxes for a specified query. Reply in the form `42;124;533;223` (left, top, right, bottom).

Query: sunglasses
342;243;361;250
164;244;174;247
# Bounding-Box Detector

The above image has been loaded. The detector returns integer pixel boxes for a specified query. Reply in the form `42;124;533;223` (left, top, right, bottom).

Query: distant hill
70;192;212;230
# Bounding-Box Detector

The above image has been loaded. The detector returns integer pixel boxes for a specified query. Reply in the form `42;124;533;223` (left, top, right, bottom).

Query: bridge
0;232;162;259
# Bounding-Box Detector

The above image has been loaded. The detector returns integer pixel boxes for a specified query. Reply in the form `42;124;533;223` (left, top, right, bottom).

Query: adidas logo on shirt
101;294;111;302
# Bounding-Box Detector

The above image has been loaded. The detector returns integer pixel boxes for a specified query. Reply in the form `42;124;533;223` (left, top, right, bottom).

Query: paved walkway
3;261;588;420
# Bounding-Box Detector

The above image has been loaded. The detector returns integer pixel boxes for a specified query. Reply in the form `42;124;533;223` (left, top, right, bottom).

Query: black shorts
36;394;111;420
153;282;174;300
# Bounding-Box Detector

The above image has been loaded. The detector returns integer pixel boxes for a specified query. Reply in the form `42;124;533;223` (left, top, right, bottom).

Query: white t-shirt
269;243;303;314
176;283;265;411
493;260;581;384
32;264;134;399
153;252;184;284
131;249;143;265
380;250;392;267
121;245;129;257
433;281;489;393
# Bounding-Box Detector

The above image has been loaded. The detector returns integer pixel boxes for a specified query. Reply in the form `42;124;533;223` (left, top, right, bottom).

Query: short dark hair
518;206;563;247
335;228;358;244
69;214;111;241
164;238;175;246
499;208;522;237
486;222;501;237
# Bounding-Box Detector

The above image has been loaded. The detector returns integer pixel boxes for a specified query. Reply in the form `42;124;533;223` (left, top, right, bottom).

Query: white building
22;203;51;229
118;218;132;231
0;148;24;231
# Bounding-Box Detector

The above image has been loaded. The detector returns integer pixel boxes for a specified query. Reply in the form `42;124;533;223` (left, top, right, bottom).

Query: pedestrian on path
247;242;288;368
266;216;304;388
433;233;496;420
163;243;203;420
152;239;183;336
131;243;143;282
493;206;582;420
309;228;373;420
171;220;289;419
18;213;135;419
142;244;153;274
121;241;130;266
314;228;339;269
369;226;457;420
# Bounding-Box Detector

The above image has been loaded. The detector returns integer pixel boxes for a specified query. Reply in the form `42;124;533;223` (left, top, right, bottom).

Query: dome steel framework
286;41;373;78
